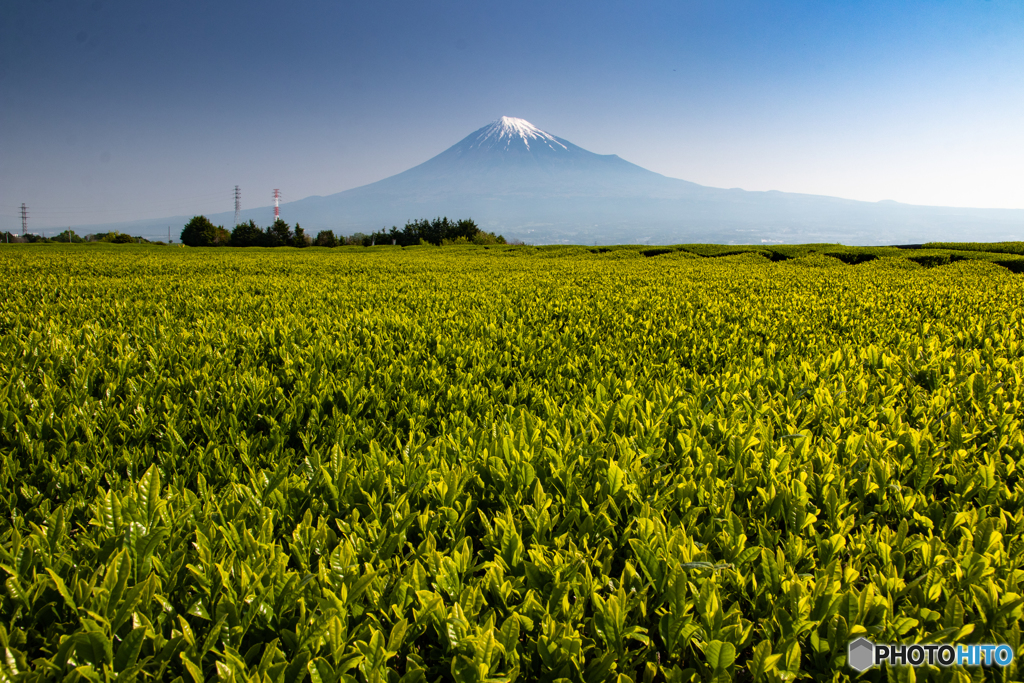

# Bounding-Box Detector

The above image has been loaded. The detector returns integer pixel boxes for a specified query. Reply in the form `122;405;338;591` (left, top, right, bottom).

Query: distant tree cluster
0;231;55;244
0;229;152;244
180;215;506;248
4;216;502;249
53;229;84;243
361;217;506;247
89;232;156;243
180;216;309;248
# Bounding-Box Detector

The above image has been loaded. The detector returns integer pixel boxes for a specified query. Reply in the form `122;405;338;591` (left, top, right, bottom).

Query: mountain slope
72;117;1024;245
257;116;1022;244
324;117;691;198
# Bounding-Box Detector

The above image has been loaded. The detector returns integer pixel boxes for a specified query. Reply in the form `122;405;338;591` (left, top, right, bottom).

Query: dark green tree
293;223;309;247
230;220;264;247
314;230;338;247
53;229;83;243
266;219;292;247
180;216;218;247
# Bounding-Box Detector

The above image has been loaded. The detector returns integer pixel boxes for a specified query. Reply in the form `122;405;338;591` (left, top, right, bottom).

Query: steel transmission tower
21;204;28;237
234;186;241;226
273;189;281;221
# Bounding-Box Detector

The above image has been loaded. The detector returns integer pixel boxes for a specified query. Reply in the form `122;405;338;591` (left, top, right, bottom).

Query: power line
0;191;238;218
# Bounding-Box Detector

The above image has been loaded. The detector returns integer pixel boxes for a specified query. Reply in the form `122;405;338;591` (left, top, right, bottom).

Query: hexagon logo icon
848;638;875;672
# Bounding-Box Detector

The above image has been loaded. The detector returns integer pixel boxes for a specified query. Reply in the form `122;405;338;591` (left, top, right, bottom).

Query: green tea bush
1;245;1022;682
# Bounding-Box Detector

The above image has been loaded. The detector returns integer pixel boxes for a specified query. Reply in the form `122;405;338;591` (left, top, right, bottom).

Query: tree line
1;230;148;244
2;216;508;248
180;216;506;248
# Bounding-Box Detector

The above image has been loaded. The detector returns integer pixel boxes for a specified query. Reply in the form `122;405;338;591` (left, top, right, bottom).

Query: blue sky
2;0;1022;232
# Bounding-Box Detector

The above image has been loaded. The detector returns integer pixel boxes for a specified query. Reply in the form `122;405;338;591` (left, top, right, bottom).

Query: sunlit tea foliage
1;244;1023;682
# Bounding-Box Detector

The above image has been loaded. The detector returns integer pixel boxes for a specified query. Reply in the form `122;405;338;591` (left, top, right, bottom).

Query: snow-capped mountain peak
471;116;568;152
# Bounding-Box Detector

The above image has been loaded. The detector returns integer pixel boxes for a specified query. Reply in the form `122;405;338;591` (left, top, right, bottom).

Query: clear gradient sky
2;0;1022;232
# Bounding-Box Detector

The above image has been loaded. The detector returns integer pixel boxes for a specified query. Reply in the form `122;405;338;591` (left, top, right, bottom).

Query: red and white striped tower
273;189;281;221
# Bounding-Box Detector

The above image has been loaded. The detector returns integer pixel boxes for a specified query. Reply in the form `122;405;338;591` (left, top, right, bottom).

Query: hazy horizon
2;1;1023;233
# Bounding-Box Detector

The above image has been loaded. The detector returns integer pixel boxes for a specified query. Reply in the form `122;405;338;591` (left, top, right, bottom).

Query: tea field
1;243;1023;682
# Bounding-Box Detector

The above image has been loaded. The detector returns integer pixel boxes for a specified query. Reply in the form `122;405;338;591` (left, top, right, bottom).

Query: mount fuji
98;117;1024;244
